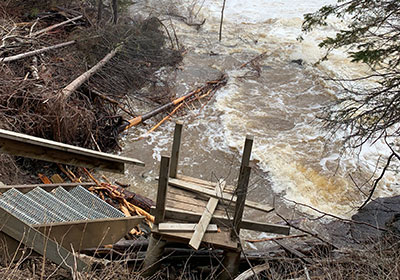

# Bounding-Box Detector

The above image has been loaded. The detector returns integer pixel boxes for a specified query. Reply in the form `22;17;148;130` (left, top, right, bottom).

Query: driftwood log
120;75;227;131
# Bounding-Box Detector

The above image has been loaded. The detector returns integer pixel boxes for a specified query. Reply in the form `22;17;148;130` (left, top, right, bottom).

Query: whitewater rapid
122;0;399;219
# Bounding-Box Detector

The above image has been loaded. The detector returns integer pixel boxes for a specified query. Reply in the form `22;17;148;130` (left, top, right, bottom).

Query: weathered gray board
153;206;290;235
0;128;144;173
0;207;88;271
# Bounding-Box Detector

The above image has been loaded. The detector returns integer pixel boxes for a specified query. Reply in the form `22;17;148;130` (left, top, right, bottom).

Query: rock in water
351;195;400;241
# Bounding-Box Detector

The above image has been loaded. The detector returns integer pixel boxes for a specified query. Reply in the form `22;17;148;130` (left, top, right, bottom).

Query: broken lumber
155;207;290;235
159;223;218;232
189;180;226;249
234;263;270;280
120;75;227;131
168;177;273;213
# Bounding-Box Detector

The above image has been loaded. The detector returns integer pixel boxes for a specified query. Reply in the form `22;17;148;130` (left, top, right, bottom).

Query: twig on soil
275;212;338;250
245;234;307;243
31;15;83;37
91;88;136;117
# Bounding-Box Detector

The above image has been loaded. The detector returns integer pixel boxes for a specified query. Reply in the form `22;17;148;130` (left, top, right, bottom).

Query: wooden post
219;250;241;280
141;232;167;277
154;156;170;224
169;122;183;178
232;166;251;238
240;135;253;170
142;156;170;275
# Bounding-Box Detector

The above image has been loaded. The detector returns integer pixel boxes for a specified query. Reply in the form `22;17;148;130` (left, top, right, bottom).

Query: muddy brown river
104;0;399;245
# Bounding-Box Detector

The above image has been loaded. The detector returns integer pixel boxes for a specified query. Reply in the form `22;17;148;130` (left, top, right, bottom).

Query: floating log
120;75;227;131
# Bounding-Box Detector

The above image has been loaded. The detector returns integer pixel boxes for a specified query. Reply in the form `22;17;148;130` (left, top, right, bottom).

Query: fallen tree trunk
61;44;123;99
120;75;227;131
0;40;76;63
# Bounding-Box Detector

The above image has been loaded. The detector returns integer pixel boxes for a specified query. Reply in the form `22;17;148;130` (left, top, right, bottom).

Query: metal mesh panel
69;186;124;218
0;199;39;224
26;187;88;222
0;188;65;224
52;187;107;220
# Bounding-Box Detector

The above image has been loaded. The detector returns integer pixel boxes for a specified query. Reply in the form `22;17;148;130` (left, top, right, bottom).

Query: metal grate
0;185;125;225
26;187;88;222
0;188;65;224
0;199;39;224
52;187;107;220
69;186;124;218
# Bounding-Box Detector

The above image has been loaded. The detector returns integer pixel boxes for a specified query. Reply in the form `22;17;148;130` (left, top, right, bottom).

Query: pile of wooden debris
0;1;182;183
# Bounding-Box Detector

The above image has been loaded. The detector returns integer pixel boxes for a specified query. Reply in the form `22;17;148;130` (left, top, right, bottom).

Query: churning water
120;0;399;219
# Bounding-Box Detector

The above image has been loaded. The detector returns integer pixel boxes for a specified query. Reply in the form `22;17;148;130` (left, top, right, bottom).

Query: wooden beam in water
0;128;144;173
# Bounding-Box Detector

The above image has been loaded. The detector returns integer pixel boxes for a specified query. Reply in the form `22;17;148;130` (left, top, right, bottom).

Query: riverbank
1;1;400;279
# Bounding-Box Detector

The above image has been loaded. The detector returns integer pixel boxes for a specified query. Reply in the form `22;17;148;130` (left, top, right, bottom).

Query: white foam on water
129;0;400;217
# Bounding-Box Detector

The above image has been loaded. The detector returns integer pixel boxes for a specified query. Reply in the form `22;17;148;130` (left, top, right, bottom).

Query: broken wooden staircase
143;122;290;279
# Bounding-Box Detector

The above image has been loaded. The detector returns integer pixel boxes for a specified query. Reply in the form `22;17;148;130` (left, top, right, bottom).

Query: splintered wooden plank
152;224;237;250
50;174;64;184
168;178;273;214
0;128;144;173
159;207;290;235
189;181;226;250
0;207;88;271
158;223;218;232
